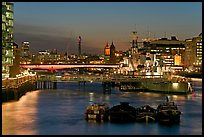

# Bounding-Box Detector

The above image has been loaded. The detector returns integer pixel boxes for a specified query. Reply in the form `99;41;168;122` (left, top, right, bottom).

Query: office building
2;2;14;77
143;36;186;71
10;42;20;77
184;33;202;72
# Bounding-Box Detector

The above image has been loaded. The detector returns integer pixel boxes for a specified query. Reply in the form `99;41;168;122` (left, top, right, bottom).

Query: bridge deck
20;64;120;70
37;76;170;83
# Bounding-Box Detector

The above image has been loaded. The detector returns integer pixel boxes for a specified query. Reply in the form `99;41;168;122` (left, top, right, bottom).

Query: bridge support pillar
53;82;57;89
36;81;57;89
43;81;46;89
78;81;86;86
37;81;43;89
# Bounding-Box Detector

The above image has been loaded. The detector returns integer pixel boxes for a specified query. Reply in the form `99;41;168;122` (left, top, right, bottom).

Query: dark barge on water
84;98;181;123
108;102;137;123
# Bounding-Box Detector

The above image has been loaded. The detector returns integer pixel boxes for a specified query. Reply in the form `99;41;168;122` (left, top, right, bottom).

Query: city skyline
14;2;202;54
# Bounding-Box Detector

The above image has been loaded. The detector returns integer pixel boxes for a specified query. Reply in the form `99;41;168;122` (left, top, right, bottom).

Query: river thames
2;78;202;135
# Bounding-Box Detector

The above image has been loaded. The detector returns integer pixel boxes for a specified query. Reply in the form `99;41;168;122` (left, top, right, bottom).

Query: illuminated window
197;43;202;46
174;55;181;65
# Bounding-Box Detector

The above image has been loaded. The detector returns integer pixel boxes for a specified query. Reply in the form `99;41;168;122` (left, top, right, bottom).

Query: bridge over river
35;73;192;95
37;73;166;83
20;64;120;71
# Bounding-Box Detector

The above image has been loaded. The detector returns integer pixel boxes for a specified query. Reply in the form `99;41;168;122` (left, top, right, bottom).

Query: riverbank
2;81;36;102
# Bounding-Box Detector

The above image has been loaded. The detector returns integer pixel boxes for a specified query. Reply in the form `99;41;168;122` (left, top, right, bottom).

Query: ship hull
119;78;192;94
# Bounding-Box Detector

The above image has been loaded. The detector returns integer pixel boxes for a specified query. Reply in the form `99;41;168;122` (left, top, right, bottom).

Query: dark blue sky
13;2;202;55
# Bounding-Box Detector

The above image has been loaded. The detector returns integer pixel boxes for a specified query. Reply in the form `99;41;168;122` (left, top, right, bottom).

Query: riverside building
142;36;186;72
184;33;202;72
2;2;14;78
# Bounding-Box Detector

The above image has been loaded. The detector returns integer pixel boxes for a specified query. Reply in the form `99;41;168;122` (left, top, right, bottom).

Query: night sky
13;2;202;55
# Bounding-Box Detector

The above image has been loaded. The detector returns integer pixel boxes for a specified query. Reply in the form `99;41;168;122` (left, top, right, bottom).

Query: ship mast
129;26;140;72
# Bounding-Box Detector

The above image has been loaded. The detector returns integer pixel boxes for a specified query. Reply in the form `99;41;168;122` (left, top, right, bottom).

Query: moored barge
85;103;109;122
156;97;181;123
135;105;157;122
108;102;137;123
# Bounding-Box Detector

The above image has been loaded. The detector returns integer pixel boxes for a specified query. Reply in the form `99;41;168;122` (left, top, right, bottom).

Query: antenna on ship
132;24;137;48
153;32;156;40
146;25;150;41
164;32;167;38
134;24;136;32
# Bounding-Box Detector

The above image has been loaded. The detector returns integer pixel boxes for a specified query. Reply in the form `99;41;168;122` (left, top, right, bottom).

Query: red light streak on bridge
20;64;120;71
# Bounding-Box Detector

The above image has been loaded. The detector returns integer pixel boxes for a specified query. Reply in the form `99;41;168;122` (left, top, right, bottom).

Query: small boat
157;97;181;123
84;103;109;122
135;105;157;122
108;102;137;123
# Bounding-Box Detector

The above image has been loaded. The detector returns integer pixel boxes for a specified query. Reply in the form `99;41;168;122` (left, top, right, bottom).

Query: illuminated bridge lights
20;64;120;70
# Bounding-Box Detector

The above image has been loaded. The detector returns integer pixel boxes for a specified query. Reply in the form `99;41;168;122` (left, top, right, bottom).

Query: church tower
104;42;110;64
110;42;116;63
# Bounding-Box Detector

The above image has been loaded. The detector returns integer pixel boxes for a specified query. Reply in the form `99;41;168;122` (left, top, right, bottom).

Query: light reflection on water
2;90;40;135
2;80;202;135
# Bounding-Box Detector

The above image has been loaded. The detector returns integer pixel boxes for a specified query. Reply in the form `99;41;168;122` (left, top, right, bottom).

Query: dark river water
2;78;202;135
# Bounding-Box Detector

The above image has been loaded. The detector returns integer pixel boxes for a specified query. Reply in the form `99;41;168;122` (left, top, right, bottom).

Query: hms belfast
119;31;193;95
119;75;193;94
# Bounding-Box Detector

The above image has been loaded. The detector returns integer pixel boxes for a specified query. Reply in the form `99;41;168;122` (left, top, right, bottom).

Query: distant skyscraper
2;2;14;77
21;41;31;64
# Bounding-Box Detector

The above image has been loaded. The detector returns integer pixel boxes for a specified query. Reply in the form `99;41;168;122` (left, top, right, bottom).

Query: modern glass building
2;2;14;78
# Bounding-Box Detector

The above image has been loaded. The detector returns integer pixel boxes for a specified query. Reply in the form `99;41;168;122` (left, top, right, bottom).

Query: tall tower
104;42;110;56
78;36;81;58
110;42;116;64
104;42;110;64
2;2;14;77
